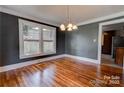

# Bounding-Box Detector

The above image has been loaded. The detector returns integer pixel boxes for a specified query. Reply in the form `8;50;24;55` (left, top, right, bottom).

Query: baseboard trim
0;54;99;72
0;54;66;72
65;54;99;64
0;54;123;72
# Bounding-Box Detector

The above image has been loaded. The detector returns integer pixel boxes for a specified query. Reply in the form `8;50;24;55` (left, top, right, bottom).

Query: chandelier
60;6;78;31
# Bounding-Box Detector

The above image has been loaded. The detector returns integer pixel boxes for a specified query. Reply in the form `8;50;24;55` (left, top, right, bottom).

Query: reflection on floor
101;54;122;68
0;57;124;87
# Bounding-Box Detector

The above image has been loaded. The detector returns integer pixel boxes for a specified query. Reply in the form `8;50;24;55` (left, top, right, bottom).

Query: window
19;19;56;59
43;29;56;53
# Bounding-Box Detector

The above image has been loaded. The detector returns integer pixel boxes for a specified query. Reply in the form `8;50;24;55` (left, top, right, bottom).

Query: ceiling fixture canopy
60;6;78;31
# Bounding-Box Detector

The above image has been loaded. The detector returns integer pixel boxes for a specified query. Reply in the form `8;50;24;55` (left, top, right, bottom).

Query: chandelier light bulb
72;25;78;30
60;24;66;31
67;27;72;31
67;23;73;28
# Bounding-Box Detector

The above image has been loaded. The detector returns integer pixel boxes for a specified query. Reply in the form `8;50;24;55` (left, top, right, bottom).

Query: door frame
98;18;124;64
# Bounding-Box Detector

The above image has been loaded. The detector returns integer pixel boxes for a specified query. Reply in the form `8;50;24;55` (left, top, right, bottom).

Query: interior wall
115;30;124;37
0;12;2;66
112;36;124;58
0;12;65;66
65;17;124;60
65;23;98;59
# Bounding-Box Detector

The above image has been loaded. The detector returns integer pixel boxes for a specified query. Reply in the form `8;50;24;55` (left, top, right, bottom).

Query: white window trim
19;19;56;59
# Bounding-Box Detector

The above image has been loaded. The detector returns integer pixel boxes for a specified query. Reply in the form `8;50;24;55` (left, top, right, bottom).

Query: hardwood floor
0;57;124;87
101;57;122;68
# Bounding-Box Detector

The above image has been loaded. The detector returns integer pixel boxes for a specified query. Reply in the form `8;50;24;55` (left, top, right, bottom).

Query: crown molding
77;11;124;26
0;6;59;27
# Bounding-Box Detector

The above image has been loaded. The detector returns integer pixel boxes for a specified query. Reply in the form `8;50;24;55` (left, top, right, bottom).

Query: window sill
19;52;56;59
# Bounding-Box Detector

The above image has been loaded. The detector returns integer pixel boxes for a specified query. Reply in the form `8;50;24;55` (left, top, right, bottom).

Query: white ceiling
1;5;124;26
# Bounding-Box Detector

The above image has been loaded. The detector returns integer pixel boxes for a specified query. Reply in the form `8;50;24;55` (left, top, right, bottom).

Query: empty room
0;5;124;87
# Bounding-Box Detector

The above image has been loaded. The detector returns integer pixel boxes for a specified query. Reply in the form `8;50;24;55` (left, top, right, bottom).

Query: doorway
98;19;124;68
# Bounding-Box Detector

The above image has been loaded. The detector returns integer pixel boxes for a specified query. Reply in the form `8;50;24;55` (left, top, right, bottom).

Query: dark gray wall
56;28;65;54
112;36;124;58
65;23;98;59
0;12;65;66
0;12;2;66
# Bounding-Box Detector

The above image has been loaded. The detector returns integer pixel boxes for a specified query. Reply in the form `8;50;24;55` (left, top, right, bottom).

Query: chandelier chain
67;5;71;24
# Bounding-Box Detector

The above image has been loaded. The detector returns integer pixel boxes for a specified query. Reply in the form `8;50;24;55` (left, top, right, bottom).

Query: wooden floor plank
0;57;123;87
